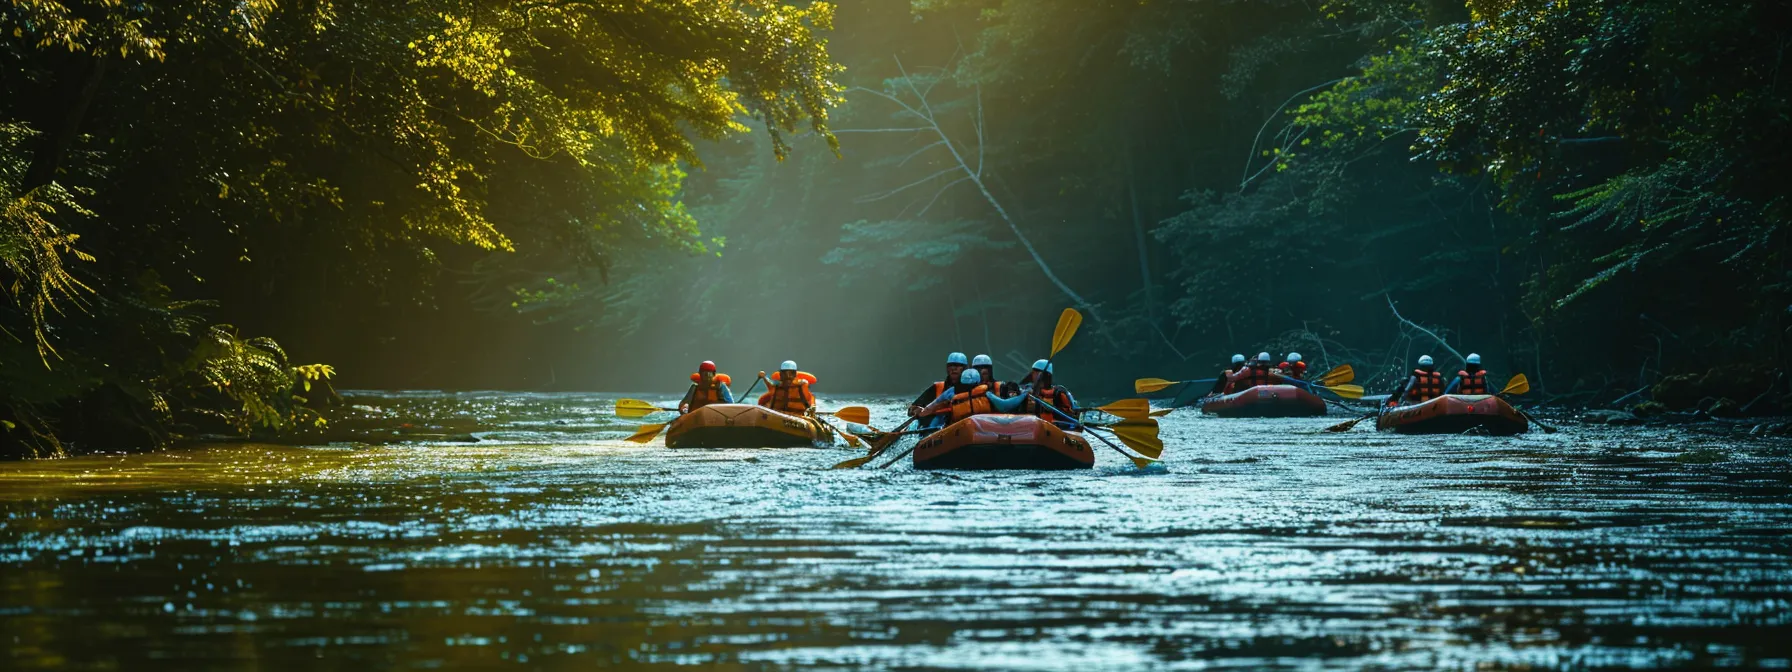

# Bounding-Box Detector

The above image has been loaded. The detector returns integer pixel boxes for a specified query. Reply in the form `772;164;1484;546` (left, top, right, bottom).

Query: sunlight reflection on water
1;391;1789;669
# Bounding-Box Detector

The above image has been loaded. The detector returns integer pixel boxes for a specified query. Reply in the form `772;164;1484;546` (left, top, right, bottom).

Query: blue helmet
960;369;983;385
947;352;969;366
971;354;993;367
1030;359;1053;374
1466;353;1482;365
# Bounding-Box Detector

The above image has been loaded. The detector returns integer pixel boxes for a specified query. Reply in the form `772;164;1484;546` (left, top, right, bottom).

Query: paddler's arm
719;383;734;403
677;384;696;413
1443;377;1461;395
1388;377;1414;406
909;386;938;416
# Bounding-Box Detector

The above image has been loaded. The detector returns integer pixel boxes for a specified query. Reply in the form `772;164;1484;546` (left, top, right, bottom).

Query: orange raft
912;414;1095;470
664;403;835;448
1200;384;1328;418
1376;394;1528;435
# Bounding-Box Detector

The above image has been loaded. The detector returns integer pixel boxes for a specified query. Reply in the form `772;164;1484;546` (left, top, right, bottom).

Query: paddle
1149;408;1173;417
1028;394;1161;468
1497;373;1557;434
616;398;676;419
818;406;871;425
1285;378;1367;400
830;413;923;469
1077;398;1152;421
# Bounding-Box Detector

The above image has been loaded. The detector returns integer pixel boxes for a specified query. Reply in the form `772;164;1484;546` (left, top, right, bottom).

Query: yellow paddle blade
830;453;876;469
1094;398;1151;420
1324;384;1365;400
832;406;871;425
1128;455;1160;469
1149;407;1173;417
1108;419;1163;459
615;398;663;419
624;423;667;444
1318;364;1355;386
839;432;863;448
1324;414;1373;432
1135;377;1177;393
1050;308;1083;357
1502;373;1530;396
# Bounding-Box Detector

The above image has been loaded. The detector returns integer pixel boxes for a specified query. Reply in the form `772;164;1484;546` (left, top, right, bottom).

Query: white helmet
1287;352;1302;363
780;360;798;371
1257;352;1272;363
1466;353;1482;365
960;369;982;385
971;354;993;367
1030;359;1053;373
1418;355;1434;366
947;352;969;366
1231;354;1246;364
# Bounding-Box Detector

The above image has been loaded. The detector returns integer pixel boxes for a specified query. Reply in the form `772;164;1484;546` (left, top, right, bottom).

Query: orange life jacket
947;385;993;424
761;378;814;415
1278;361;1308;380
1229;365;1275;393
687;373;732;409
1409;369;1445;402
1457;369;1487;395
1027;386;1076;423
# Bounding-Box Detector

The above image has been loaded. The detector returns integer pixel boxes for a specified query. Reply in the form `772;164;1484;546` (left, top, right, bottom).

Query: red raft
1376;394;1528;435
912;414;1095;470
1200;384;1328;418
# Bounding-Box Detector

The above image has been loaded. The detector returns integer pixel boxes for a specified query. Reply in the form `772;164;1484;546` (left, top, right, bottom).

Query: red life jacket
1457;369;1487;395
1027;386;1076;422
947;385;993;424
687;373;733;409
1409;369;1445;402
761;378;814;415
1229;365;1275;393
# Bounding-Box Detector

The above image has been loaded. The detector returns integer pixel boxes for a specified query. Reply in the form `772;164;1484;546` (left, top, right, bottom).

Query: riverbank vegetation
4;0;1787;457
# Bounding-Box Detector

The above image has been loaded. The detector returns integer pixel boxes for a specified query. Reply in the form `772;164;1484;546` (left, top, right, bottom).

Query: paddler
920;369;1025;425
757;360;817;415
971;354;1016;398
1277;352;1308;380
909;352;969;429
1224;352;1279;393
1020;359;1079;428
1207;354;1248;396
1387;355;1445;407
1445;353;1489;395
678;360;733;414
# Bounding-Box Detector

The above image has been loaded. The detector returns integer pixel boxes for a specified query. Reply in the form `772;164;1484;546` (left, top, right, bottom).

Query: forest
5;0;1789;457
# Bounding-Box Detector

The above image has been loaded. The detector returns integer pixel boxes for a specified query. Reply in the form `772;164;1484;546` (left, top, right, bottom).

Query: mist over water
3;392;1789;669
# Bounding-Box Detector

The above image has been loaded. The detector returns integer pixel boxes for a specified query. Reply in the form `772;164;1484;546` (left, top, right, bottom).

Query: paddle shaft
1027;394;1155;465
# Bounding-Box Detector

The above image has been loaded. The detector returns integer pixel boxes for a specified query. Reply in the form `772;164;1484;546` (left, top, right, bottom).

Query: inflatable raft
912;414;1095;470
1200;384;1328;418
1376;394;1528;435
665;403;835;448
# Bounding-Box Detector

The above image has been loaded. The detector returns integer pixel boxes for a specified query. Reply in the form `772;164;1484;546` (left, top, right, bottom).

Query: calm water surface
2;391;1790;670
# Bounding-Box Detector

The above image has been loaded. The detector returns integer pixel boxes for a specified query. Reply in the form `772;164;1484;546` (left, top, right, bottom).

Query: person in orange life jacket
1445;353;1490;395
919;369;1025;424
678;360;734;413
1388;355;1445;406
1207;354;1248;396
1276;352;1308;380
757;360;817;415
910;352;969;429
1020;359;1079;428
1225;352;1281;393
971;354;1017;398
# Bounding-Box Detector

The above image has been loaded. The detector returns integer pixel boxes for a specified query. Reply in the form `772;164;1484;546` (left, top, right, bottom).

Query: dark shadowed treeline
5;0;1788;456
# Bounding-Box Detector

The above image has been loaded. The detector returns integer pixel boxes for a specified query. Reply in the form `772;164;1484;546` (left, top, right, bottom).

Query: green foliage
0;0;848;455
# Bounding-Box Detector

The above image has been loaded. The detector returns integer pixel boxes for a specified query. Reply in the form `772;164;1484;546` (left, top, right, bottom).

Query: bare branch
915;177;971;217
898;140;948;167
1240;78;1345;191
856;167;961;203
833;127;934;134
1386;294;1465;363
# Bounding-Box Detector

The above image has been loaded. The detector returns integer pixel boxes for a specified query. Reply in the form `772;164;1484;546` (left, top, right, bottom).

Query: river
2;391;1789;670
